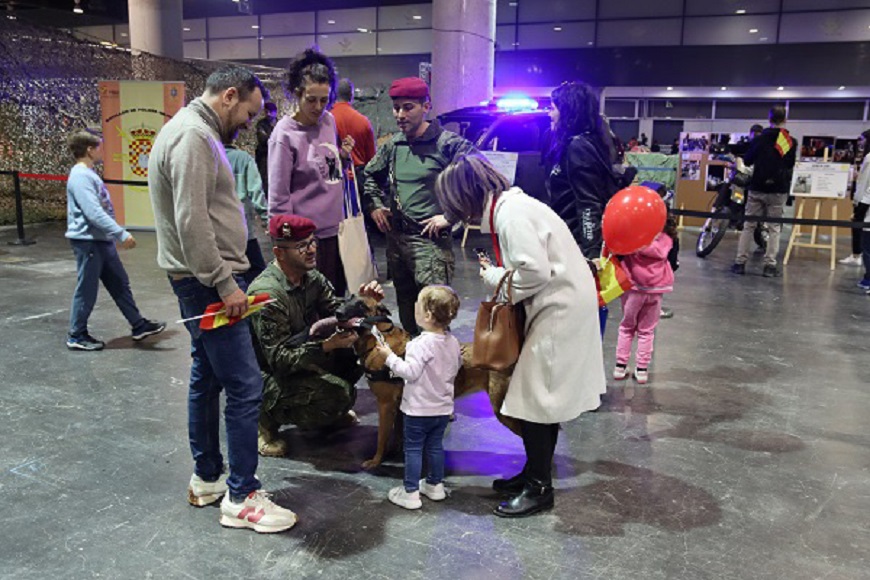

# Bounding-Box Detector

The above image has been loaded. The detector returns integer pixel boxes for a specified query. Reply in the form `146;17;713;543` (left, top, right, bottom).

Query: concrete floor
1;223;868;580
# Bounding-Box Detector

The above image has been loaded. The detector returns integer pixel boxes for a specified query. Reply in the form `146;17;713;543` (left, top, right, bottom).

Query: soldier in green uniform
247;214;383;457
362;77;477;335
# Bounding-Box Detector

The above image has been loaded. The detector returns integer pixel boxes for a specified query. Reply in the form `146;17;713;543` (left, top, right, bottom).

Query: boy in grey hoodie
65;130;164;351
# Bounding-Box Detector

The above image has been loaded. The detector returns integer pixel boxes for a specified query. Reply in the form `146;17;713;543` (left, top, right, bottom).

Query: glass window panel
784;0;870;10
684;15;779;45
685;0;780;16
184;40;208;60
789;101;865;120
317;8;376;33
208;37;259;60
497;0;518;25
715;100;780;119
599;0;683;19
779;10;870;43
517;0;595;23
496;24;517;50
260;35;316;59
516;22;595;49
317;31;377;56
378;4;432;30
207;16;258;39
377;29;433;55
260;12;315;37
74;25;114;43
649;99;713;119
604;100;637;118
598;18;682;47
182;19;206;40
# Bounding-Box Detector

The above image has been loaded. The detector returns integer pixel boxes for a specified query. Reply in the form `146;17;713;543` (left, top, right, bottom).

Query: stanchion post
8;170;36;246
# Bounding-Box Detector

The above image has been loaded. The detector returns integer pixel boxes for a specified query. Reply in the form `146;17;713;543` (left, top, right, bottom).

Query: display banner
99;81;185;227
790;162;850;199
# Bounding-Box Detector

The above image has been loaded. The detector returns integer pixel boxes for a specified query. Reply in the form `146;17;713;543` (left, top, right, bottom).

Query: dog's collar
365;369;402;382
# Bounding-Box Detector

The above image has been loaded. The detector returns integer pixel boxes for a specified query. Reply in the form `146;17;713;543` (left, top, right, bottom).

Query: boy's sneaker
132;319;166;341
857;278;870;291
66;334;105;351
634;368;649;384
188;473;228;507
762;265;780;278
839;255;862;266
730;263;746;275
659;307;674;319
419;479;447;501
388;486;422;509
613;364;628;380
219;490;297;533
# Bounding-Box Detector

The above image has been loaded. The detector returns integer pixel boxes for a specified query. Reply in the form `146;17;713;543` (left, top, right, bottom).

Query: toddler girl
375;285;462;509
613;219;676;384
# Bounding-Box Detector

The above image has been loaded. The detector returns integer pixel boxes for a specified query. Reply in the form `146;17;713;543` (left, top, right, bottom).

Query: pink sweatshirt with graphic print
267;111;344;238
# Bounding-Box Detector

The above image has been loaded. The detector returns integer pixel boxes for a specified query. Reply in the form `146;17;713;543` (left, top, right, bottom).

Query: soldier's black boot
493;479;554;518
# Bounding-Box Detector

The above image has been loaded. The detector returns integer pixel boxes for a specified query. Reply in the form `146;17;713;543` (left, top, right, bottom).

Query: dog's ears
377;304;392;317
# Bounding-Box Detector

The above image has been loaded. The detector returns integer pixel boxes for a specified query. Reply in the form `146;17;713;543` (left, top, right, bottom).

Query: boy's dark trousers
68;239;143;338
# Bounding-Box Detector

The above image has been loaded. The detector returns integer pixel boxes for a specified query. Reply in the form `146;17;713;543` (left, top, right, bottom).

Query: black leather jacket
546;134;633;259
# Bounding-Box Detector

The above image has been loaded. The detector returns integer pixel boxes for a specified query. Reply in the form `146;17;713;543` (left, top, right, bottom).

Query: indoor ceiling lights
777;86;784;91
736;9;746;14
838;86;846;90
73;0;83;14
553;26;562;31
749;28;758;33
720;86;727;91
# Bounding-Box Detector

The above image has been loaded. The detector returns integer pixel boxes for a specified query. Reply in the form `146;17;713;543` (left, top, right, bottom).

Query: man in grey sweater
148;66;297;534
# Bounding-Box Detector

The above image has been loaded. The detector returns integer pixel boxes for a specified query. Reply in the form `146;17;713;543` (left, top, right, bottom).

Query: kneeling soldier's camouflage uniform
247;262;363;450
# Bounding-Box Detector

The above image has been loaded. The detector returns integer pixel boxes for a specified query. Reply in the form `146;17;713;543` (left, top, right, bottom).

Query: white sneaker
839;255;862;266
634;368;649;384
419;479;447;501
188;473;228;507
219;490;297;533
388;486;422;509
613;365;628;380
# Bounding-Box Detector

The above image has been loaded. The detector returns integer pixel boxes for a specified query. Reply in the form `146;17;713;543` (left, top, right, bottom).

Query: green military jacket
246;261;343;380
362;120;477;221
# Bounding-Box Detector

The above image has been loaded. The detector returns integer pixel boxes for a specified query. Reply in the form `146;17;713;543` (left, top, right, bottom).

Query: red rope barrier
18;173;67;181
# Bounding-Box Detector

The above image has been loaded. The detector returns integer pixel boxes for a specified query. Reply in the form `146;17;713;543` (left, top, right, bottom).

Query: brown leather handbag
472;270;526;371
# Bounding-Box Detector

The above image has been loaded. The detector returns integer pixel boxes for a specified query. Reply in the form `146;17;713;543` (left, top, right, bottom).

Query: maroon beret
388;77;430;100
269;214;317;241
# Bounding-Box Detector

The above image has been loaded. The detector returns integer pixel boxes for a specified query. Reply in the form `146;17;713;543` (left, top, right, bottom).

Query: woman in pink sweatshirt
613;219;677;384
268;49;350;295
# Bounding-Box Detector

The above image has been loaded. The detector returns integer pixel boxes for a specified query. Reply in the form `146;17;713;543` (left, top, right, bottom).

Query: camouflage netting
0;18;285;226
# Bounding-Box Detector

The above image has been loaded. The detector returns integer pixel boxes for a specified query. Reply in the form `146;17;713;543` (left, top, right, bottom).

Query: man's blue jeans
170;276;262;500
403;414;450;491
69;239;143;338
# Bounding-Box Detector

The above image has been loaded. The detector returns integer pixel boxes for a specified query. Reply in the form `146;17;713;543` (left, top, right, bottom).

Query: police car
438;95;552;202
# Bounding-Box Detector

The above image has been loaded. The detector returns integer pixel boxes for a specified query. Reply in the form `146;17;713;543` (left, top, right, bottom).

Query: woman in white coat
435;154;606;517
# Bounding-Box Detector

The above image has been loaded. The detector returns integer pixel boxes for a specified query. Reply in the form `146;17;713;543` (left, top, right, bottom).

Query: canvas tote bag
338;168;378;290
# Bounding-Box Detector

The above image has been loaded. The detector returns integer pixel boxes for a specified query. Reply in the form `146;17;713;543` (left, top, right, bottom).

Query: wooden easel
783;197;838;270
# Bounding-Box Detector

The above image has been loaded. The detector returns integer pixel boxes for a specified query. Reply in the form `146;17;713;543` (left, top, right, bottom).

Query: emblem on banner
118;125;157;177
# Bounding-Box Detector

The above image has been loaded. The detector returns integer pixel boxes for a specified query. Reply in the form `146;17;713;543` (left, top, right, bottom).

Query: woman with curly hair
546;81;633;334
268;48;351;295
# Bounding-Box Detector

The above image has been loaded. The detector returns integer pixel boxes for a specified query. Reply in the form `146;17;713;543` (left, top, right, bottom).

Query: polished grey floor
1;223;868;580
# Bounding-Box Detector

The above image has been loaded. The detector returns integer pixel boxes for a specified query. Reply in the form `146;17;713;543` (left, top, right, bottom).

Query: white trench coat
481;187;606;424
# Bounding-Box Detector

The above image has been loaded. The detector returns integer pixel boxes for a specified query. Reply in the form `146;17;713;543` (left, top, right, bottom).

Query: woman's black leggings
520;420;560;486
852;203;869;255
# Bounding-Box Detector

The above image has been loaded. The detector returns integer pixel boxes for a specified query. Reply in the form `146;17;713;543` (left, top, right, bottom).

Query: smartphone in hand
473;247;493;269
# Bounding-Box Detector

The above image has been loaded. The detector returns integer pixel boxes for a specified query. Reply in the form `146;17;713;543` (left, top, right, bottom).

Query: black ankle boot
493;480;554;518
492;472;527;495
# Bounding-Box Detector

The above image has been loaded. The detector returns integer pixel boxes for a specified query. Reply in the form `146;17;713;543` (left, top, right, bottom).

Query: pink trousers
616;291;662;368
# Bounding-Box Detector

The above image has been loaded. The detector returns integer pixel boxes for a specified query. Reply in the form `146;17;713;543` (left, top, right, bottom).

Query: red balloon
602;185;667;255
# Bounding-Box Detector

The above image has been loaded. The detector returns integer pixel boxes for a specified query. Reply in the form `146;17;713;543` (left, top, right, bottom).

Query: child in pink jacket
613;222;676;384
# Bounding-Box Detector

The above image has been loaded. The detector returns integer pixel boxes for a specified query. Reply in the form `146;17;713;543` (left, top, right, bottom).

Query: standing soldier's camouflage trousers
386;230;454;335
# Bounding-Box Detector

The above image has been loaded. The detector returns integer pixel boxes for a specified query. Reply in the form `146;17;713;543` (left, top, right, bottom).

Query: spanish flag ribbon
197;293;274;331
775;128;793;157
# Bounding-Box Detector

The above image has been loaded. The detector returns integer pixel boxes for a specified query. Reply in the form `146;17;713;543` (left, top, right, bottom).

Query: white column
430;0;496;117
127;0;183;60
